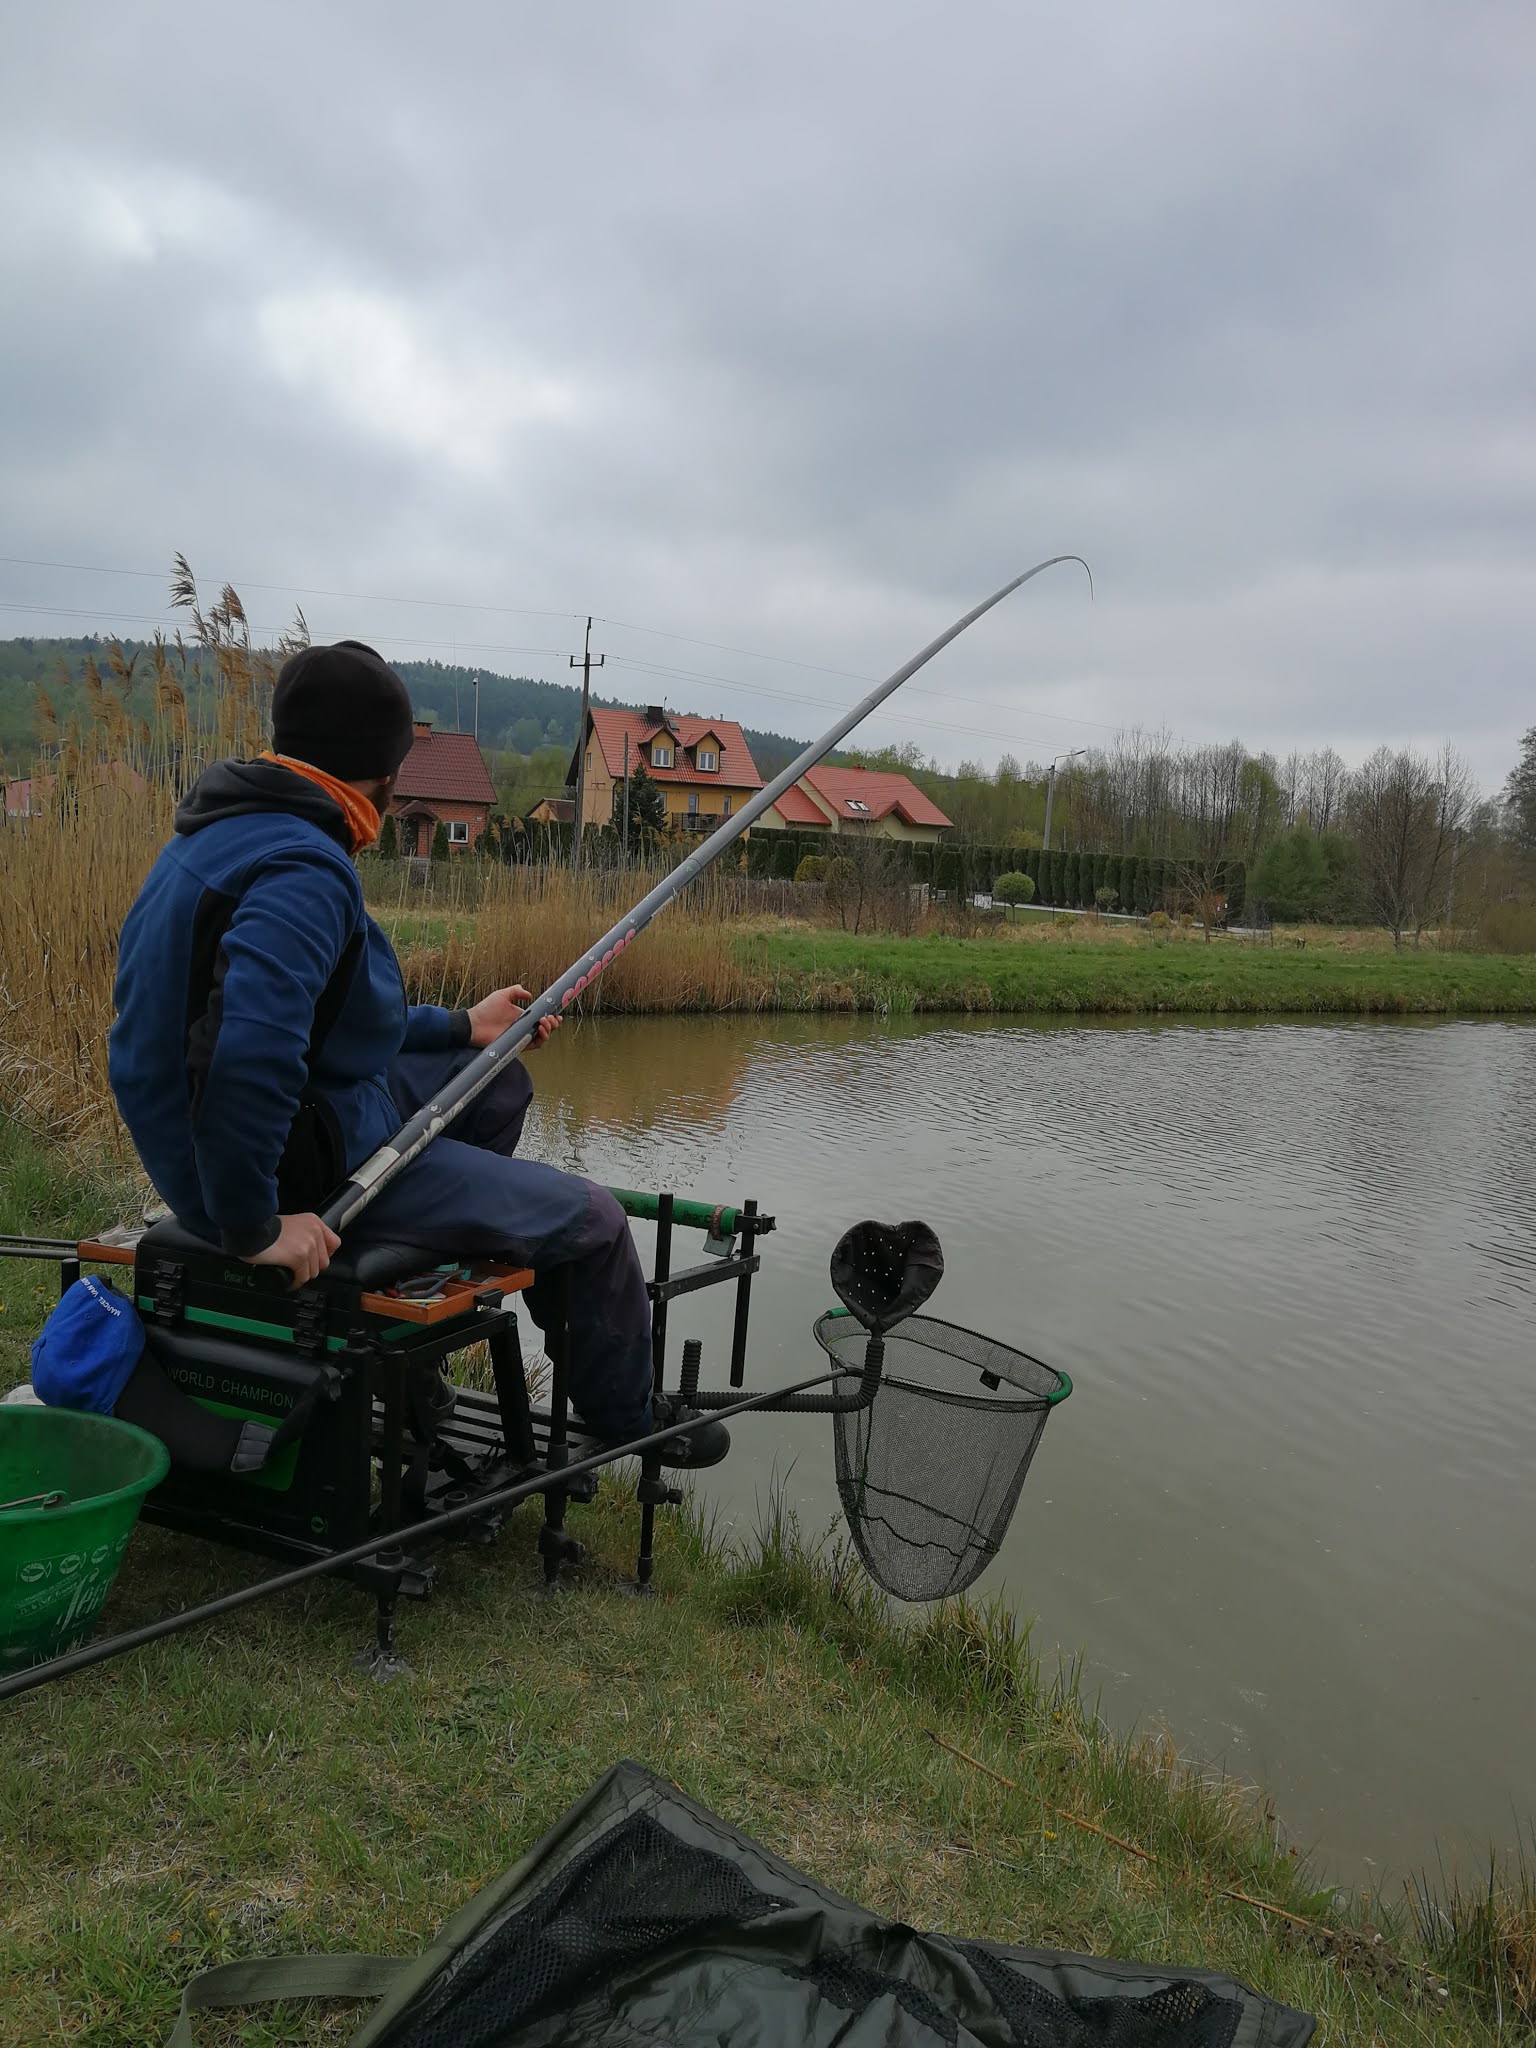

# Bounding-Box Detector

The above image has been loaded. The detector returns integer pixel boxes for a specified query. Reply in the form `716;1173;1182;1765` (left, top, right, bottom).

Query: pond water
519;1011;1536;1883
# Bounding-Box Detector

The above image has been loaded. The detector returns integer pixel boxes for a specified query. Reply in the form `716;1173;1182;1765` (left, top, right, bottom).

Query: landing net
817;1311;1069;1603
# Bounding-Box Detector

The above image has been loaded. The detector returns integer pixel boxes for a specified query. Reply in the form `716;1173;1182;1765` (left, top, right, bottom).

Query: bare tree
1299;747;1347;836
1346;744;1477;946
823;831;911;936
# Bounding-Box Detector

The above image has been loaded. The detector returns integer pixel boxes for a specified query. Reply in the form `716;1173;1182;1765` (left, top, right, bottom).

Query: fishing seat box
127;1217;535;1589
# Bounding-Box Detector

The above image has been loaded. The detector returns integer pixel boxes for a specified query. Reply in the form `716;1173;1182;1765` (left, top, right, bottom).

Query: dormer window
652;744;673;769
697;748;718;772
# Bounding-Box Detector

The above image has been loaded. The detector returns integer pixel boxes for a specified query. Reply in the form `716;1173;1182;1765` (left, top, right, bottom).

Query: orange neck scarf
261;752;381;852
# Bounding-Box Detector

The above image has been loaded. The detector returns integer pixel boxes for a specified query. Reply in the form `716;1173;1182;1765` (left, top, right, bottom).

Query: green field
0;1129;1527;2043
749;932;1536;1016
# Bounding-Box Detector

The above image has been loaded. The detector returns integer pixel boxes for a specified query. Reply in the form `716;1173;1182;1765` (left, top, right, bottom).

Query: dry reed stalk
924;1730;1449;2006
391;861;772;1018
0;559;304;1146
0;777;171;1144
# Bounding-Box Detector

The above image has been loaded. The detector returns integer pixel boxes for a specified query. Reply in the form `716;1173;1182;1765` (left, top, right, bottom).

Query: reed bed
0;563;297;1146
378;858;773;1017
0;778;171;1146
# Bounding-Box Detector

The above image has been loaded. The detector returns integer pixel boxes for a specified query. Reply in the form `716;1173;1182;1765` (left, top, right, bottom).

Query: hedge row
385;818;1247;920
739;835;1243;919
978;848;1245;921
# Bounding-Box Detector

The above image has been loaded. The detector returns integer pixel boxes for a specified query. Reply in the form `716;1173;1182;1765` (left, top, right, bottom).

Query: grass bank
747;930;1536;1017
3;1132;1534;2044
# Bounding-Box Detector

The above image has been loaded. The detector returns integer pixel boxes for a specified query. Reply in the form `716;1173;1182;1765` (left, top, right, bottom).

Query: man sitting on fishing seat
108;639;722;1465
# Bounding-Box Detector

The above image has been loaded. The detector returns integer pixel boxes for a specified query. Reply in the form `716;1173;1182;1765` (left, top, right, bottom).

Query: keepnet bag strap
165;1953;410;2046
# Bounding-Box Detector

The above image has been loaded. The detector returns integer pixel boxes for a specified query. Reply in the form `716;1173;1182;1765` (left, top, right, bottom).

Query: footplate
370;1387;604;1526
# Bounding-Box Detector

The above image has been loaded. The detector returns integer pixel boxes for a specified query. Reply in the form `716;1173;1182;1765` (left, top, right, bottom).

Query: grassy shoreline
0;1478;1505;2046
0;1132;1531;2042
744;933;1536;1017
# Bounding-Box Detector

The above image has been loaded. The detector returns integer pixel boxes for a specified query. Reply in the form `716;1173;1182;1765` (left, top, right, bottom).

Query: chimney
413;709;437;733
644;705;666;727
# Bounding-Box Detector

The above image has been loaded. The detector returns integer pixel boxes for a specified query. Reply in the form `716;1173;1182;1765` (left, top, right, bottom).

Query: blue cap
31;1276;147;1415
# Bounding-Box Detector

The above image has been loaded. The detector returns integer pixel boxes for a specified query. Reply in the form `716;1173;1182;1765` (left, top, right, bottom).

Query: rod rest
688;1336;884;1415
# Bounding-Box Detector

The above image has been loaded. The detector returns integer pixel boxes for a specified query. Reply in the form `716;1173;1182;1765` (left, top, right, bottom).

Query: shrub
377;811;398;858
795;854;828;884
430;820;450;862
1251;834;1329;920
935;848;962;894
1146;909;1171;933
770;836;799;879
1094;884;1116;913
993;870;1035;908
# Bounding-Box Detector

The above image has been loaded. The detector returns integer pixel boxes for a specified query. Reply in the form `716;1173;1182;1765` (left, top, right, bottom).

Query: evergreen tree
377;811;398;859
1503;727;1536;858
430;820;450;861
616;760;666;836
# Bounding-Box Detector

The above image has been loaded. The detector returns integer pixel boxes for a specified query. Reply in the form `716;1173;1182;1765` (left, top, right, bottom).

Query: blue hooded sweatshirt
109;759;469;1255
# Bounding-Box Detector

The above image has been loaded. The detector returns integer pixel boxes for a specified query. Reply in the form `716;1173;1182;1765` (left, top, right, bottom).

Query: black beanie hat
271;640;416;781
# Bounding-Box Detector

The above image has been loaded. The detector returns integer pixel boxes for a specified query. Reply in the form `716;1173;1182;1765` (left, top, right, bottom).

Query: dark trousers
360;1048;653;1440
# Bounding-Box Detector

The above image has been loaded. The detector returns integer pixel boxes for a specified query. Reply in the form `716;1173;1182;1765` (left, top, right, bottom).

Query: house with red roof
759;764;952;843
387;715;497;854
570;706;763;836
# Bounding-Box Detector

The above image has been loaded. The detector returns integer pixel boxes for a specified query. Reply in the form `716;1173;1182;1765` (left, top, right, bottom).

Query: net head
829;1220;944;1335
815;1311;1070;1603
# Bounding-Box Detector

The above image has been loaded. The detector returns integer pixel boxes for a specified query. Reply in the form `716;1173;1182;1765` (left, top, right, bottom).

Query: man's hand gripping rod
321;557;1091;1235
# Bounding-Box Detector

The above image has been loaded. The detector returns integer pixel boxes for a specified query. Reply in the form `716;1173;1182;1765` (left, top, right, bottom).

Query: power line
0;595;1078;758
0;548;1119;733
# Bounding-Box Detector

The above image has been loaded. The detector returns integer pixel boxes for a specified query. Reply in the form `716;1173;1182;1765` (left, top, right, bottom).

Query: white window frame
697;747;718;772
447;819;470;844
652;744;673;769
846;798;871;814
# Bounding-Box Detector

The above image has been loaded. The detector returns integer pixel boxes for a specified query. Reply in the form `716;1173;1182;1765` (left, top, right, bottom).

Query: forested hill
0;638;816;783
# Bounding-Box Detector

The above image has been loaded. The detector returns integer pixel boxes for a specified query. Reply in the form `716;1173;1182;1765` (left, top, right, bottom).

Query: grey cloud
2;0;1532;780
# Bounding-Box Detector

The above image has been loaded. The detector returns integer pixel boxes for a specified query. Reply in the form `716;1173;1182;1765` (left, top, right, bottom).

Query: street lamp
1042;749;1087;852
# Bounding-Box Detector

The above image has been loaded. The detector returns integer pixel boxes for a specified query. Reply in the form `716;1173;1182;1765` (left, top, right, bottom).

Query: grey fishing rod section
321;556;1091;1238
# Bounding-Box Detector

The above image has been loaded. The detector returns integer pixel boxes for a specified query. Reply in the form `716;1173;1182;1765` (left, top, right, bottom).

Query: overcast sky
3;2;1532;783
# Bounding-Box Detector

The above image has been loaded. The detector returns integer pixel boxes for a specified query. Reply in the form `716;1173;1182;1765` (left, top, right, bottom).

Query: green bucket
0;1406;169;1672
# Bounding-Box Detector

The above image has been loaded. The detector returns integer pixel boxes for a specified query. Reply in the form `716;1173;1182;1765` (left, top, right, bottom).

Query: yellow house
571;706;763;836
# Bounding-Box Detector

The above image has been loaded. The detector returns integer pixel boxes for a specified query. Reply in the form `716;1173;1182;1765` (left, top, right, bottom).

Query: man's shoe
406;1365;458;1442
652;1395;731;1470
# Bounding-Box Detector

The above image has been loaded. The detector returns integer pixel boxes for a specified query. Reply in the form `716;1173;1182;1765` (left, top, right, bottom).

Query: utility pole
569;617;604;866
1042;748;1087;852
471;670;480;742
621;731;630;862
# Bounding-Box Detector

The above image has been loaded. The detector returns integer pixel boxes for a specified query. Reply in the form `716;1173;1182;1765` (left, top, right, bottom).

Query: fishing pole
321;557;1091;1236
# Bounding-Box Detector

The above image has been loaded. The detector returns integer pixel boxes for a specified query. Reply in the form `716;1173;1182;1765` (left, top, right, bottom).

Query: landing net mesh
817;1311;1067;1603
